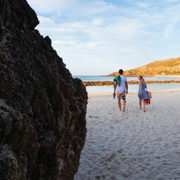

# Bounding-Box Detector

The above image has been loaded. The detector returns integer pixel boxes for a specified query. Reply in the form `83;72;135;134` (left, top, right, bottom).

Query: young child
138;76;149;112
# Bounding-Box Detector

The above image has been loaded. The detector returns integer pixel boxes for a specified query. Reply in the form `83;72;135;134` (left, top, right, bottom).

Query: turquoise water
73;75;179;82
73;76;180;94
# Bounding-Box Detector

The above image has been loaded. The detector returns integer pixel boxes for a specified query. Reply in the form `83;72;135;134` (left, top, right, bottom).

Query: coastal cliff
0;0;87;179
108;58;180;76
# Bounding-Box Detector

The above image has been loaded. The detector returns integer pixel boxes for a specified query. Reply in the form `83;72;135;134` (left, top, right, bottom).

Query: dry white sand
75;90;180;180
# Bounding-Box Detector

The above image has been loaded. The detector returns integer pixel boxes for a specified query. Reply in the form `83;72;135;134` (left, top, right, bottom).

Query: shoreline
106;75;180;77
154;75;180;78
83;80;180;87
88;88;180;96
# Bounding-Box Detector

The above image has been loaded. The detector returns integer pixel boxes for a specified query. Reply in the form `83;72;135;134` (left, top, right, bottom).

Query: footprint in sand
89;115;99;118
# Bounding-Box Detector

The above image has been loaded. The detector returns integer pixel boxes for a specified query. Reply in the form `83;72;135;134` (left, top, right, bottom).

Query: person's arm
125;81;128;94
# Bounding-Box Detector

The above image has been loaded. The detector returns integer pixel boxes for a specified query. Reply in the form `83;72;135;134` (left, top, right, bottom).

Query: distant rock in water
83;80;180;86
0;0;87;179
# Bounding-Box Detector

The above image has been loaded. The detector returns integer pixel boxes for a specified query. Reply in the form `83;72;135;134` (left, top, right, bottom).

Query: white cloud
28;0;76;15
53;40;75;45
91;18;103;26
136;1;151;8
27;0;180;75
166;0;179;2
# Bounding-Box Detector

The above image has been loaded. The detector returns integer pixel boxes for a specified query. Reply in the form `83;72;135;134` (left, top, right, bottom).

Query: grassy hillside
109;58;180;76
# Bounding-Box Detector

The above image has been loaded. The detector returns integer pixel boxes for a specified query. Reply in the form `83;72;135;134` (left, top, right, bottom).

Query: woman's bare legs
143;100;146;112
139;99;142;110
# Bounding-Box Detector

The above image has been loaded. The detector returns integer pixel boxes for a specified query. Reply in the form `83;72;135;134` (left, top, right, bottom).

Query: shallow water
73;75;180;82
74;92;180;180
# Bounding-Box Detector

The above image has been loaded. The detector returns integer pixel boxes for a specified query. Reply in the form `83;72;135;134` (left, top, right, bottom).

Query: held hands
126;90;128;94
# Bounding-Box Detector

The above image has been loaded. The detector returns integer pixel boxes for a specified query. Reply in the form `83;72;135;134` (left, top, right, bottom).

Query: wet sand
75;90;180;180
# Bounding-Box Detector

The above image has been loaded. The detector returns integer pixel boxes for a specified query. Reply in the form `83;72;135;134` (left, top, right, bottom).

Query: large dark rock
0;0;87;179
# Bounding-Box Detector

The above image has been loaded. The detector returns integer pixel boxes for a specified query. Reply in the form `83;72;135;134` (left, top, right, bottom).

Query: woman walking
138;76;149;112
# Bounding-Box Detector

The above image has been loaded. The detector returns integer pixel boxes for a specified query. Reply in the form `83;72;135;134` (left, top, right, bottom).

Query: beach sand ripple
75;91;180;180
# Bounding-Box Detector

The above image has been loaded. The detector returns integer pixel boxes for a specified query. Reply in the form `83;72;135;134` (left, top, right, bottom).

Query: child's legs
143;99;146;112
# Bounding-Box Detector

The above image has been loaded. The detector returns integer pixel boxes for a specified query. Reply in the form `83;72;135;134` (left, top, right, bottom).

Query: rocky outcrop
83;80;180;86
108;58;180;76
0;0;87;179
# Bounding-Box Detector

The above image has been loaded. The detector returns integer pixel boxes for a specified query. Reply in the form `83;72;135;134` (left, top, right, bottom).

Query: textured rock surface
0;0;87;179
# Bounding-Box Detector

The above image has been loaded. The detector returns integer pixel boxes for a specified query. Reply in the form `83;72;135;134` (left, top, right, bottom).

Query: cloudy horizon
27;0;180;75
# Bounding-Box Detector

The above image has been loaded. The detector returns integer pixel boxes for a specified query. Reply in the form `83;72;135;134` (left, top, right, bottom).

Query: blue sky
27;0;180;75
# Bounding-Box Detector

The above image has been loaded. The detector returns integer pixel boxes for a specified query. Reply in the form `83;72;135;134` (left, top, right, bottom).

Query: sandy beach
75;89;180;180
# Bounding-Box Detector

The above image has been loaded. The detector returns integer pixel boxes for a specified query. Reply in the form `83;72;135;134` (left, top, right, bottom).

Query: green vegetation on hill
109;58;180;76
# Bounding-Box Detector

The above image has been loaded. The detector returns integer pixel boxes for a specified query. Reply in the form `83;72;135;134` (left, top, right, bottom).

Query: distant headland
107;58;180;77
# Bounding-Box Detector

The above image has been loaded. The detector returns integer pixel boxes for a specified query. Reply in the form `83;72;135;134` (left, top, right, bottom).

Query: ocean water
73;75;179;82
73;76;180;94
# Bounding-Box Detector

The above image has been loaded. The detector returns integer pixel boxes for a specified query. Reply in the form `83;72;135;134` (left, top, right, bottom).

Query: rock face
0;0;87;179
